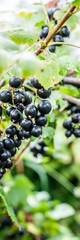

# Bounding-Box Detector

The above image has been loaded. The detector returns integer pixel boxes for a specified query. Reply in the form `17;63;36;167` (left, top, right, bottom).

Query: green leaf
0;50;12;74
19;52;42;77
42;126;55;140
35;60;59;88
0;187;20;228
8;28;37;45
46;203;75;220
0;37;19;52
72;0;80;6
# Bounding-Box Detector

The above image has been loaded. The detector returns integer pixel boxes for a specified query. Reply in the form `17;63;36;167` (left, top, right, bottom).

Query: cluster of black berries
30;139;46;157
40;7;70;53
0;76;52;178
63;102;80;138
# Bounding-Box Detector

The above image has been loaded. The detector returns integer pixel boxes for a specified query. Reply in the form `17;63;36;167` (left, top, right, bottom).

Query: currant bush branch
62;94;80;106
48;42;80;49
63;77;80;87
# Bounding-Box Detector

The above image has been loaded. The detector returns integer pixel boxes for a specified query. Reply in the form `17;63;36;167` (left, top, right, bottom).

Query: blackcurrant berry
42;26;49;38
14;94;25;104
1;168;6;174
53;34;64;45
36;115;47;126
36;145;44;154
0;105;2;116
47;7;60;19
20;118;32;131
65;130;72;138
74;128;80;138
4;159;13;168
0;160;5;168
22;130;31;139
31;78;42;89
42;24;48;29
0;149;11;161
38;139;45;147
5;125;17;136
63;120;72;130
31;125;42;137
37;88;51;98
6;106;15;116
71;106;78;114
0;141;4;152
0;90;12;103
24;92;32;106
72;113;80;123
16;128;24;140
3;137;15;150
17;103;24;112
38;100;52;114
61;26;70;37
10;148;16;156
30;145;37;152
14;138;21;148
9;76;21;88
48;45;55;53
10;109;22;122
25;104;37;118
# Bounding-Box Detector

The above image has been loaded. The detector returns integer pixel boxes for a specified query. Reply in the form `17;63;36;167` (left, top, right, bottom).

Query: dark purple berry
3;137;15;150
48;45;55;53
31;78;42;89
0;90;12;103
61;26;70;37
37;88;51;99
36;115;47;126
5;125;17;136
63;120;72;130
74;128;80;138
6;106;15;116
20;118;32;131
31;125;42;137
9;76;21;88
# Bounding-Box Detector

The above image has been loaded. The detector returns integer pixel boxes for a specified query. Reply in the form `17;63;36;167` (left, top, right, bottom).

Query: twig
63;77;80;87
35;5;76;56
40;0;49;22
13;140;31;166
0;79;5;88
48;41;80;49
62;94;80;106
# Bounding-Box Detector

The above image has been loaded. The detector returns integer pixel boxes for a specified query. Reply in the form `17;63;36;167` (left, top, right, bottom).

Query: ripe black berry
0;105;2;116
42;26;49;38
23;130;31;139
31;78;42;89
25;104;37;118
14;94;25;104
0;149;11;161
17;103;24;112
74;128;80;138
31;125;42;137
63;120;72;130
6;106;15;116
71;106;78;114
3;137;15;150
36;115;47;126
53;34;64;45
24;92;32;106
0;160;4;168
65;130;72;138
14;138;21;148
16;128;24;140
37;88;51;99
72;113;80;123
38;100;52;115
0;90;12;103
48;45;55;53
10;148;16;156
5;125;17;136
9;76;21;88
38;139;45;147
10;109;22;122
4;159;13;168
47;7;60;19
61;26;70;37
20;118;32;131
0;141;4;152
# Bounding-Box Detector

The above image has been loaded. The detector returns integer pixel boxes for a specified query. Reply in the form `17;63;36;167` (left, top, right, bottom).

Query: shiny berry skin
71;106;78;114
17;103;24;112
23;130;31;139
20;118;32;131
53;34;64;45
0;149;11;161
36;115;47;126
63;120;72;130
47;7;60;19
6;106;15;116
0;90;12;103
24;92;32;106
9;76;21;88
0;160;5;168
24;81;33;92
14;138;21;147
5;125;17;136
48;45;55;53
10;148;16;156
38;139;45;147
3;137;15;150
37;88;51;99
4;159;13;168
1;168;6;174
72;113;80;123
42;26;49;38
31;78;42;89
31;125;42;137
14;94;25;104
0;106;2;116
74;128;80;138
38;100;52;115
25;104;37;118
36;145;44;154
61;26;70;37
10;109;22;122
16;128;24;140
65;130;72;138
42;24;48;29
0;141;4;152
30;145;37;152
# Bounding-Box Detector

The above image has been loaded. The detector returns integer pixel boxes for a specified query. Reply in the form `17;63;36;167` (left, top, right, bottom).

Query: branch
48;41;80;49
0;79;5;88
63;76;80;87
35;5;76;56
13;140;30;166
62;94;80;106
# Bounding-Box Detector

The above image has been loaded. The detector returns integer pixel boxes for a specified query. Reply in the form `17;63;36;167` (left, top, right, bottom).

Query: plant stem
63;76;80;87
40;0;49;22
35;5;76;56
48;42;80;48
62;94;80;106
13;140;31;166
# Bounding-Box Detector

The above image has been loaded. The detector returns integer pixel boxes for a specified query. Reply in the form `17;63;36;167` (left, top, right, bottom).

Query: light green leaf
42;126;55;139
8;28;37;45
35;60;59;88
0;187;20;228
46;203;75;220
0;50;12;74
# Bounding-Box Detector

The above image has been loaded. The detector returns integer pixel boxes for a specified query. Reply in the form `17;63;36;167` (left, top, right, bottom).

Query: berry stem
35;5;76;56
40;0;50;23
62;94;80;106
13;140;31;166
48;42;80;49
63;76;80;87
